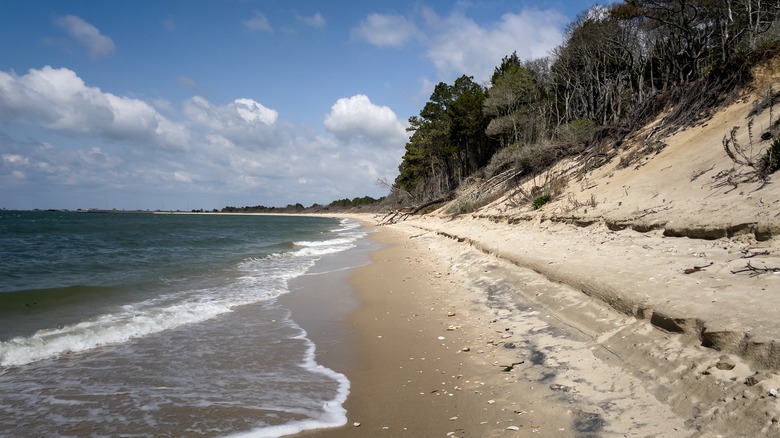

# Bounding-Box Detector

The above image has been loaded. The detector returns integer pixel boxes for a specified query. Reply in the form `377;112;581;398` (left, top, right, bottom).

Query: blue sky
0;0;600;211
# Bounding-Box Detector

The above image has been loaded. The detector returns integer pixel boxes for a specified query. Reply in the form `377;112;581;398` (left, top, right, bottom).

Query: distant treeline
218;195;385;213
393;0;780;203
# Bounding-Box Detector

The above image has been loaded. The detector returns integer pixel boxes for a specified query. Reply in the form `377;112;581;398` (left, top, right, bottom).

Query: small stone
487;399;496;404
438;336;446;340
506;425;520;431
447;325;457;331
448;311;456;317
449;416;458;421
746;372;766;386
715;356;736;371
353;422;361;427
770;388;779;398
461;347;471;352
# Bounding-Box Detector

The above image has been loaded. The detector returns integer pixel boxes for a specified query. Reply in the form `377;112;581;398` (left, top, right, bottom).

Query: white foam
224;327;350;438
0;219;368;369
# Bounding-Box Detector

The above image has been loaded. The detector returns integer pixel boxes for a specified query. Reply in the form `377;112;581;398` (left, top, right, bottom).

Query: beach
277;83;780;437
283;210;780;437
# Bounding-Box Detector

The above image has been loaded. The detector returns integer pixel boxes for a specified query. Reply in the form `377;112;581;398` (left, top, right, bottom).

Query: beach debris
461;347;471;352
506;425;520;431
487;399;496;404
549;384;574;392
504;342;517;349
447;311;456;317
741;249;771;258
449;416;458;421
438;336;446;340
447;325;458;331
770;388;779;398
731;261;780;276
683;262;713;274
502;361;525;372
353;422;361;427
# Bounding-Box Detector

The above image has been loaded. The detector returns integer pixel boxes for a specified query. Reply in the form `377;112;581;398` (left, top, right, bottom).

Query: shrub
555;119;596;144
533;194;551;209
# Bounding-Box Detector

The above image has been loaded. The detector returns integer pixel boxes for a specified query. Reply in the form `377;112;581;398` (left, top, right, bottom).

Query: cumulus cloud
0;68;405;209
182;96;279;149
354;7;566;84
424;9;566;82
54;15;115;59
0;66;186;149
243;11;272;32
351;14;419;48
297;12;326;29
324;94;408;148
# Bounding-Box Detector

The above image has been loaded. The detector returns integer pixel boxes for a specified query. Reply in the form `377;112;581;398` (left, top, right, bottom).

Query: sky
0;0;601;211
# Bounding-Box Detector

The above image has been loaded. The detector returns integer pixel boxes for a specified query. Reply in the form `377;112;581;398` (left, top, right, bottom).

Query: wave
0;219;367;368
226;326;350;438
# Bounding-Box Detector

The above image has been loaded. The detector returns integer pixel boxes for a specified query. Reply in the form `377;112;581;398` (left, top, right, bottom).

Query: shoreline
284;213;780;437
285;220;686;437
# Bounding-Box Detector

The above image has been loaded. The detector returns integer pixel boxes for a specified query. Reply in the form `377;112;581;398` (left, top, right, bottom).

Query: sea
0;210;373;437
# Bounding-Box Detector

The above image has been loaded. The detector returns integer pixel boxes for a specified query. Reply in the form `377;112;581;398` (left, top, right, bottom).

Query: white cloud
297;12;326;29
0;66;186;150
355;7;566;84
2;154;28;165
182;96;279;148
324;94;409;148
352;14;419;48
0;68;406;209
54;15;115;59
243;11;272;32
425;9;566;83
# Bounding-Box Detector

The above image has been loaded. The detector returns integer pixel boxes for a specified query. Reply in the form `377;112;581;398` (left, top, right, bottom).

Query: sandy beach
284;221;709;437
279;204;780;437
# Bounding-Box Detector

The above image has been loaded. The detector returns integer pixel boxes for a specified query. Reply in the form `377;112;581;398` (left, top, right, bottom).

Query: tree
484;53;547;147
395;76;498;201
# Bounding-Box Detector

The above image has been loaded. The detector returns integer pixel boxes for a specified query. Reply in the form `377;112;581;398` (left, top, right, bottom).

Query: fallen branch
684;262;714;274
731;261;780;276
741;249;771;258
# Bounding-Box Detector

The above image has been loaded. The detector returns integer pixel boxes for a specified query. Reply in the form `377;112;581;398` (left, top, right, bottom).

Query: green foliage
328;196;382;209
761;138;780;175
484;52;546;147
532;194;551;210
555;119;596;144
485;142;559;179
395;75;499;201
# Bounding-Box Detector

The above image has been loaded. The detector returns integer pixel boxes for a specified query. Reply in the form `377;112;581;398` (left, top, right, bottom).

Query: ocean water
0;211;371;437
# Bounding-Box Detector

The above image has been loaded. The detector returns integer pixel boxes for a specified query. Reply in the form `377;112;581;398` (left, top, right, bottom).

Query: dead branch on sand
731;261;780;276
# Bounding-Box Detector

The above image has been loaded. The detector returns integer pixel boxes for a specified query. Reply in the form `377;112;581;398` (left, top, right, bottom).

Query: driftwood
683;262;714;274
731;261;780;277
377;196;450;225
741;249;771;258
